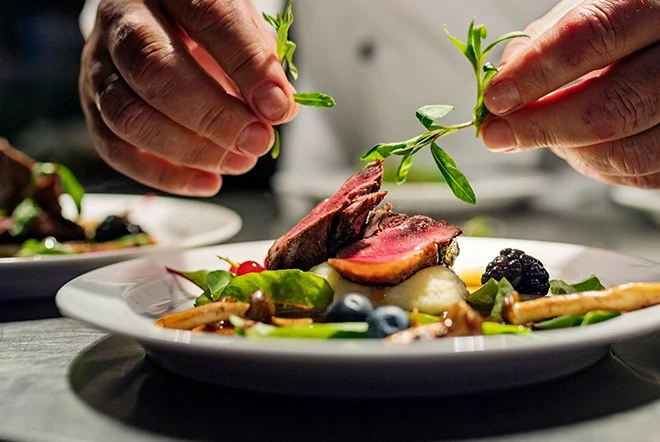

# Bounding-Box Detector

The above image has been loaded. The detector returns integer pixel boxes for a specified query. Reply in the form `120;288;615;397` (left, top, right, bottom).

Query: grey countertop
2;170;660;442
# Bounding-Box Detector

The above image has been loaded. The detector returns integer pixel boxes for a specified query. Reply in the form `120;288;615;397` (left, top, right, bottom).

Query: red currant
235;260;265;275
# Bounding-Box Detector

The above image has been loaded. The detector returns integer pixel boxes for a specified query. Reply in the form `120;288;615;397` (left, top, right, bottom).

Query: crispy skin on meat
328;215;462;285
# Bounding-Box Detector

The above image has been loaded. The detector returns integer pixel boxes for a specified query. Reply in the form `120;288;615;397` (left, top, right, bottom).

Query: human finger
94;60;271;176
163;0;296;123
549;123;660;179
499;0;585;66
81;95;222;196
98;0;274;157
485;0;660;115
481;42;660;150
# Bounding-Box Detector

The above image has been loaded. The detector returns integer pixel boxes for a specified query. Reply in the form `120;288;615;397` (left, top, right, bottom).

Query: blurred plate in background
0;194;242;301
273;170;552;215
609;187;660;227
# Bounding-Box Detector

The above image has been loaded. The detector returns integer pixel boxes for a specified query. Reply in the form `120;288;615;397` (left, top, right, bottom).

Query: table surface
2;170;660;442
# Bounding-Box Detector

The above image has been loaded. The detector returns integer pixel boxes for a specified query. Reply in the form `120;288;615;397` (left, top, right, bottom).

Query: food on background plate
155;161;660;341
0;139;154;257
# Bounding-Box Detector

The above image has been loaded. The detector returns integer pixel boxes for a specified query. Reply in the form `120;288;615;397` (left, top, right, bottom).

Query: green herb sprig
32;162;85;215
362;21;528;204
263;0;336;158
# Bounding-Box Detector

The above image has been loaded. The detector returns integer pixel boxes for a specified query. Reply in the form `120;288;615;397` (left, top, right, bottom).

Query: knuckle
588;78;648;136
225;41;269;78
184;0;237;34
576;2;625;59
197;105;232;140
97;0;124;28
105;94;153;138
526;43;553;92
605;135;660;176
603;143;646;176
109;18;179;98
518;117;556;148
132;44;178;101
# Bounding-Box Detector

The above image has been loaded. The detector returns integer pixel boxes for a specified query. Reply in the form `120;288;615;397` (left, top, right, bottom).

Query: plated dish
1;194;241;300
56;237;660;397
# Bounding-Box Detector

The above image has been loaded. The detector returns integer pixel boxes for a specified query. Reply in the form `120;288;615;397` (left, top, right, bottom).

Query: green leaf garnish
415;105;455;130
467;278;499;316
9;198;41;236
221;269;334;310
488;277;515;322
54;164;85;215
363;20;527;204
533;310;619;330
430;142;476;204
263;0;335;159
32;162;85;216
549;275;605;295
231;315;368;339
293;92;336;108
395;155;414;185
15;236;72;256
481;322;530;335
271;128;281;159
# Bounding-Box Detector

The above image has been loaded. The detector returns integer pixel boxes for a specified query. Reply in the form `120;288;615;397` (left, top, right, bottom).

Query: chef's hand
79;0;297;195
481;0;660;188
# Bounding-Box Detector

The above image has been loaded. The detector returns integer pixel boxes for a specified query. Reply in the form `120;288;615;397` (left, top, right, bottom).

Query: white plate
272;170;552;214
609;186;660;226
1;194;242;300
56;237;660;397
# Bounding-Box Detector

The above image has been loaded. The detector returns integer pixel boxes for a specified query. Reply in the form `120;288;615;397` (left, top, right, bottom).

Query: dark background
0;1;275;192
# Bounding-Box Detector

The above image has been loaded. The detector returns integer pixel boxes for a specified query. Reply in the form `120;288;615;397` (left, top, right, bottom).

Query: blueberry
322;293;374;323
367;306;411;338
94;215;143;242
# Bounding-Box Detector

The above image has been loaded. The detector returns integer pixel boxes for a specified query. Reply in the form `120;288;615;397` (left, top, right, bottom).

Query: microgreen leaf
55;164;85;215
271;128;281;159
276;1;294;65
9;198;41;236
293;92;335;108
482;31;529;59
362;20;525;205
430;143;476;204
396;155;414;185
415;104;454;130
284;40;298;80
262;0;335;159
33;162;85;216
444;27;467;55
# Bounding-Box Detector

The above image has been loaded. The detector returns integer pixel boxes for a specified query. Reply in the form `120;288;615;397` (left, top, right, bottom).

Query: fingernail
253;82;290;121
189;172;220;195
237;122;271;156
484;79;521;115
482;119;517;151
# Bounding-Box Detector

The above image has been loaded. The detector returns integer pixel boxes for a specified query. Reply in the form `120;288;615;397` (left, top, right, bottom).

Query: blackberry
94;215;143;242
481;248;550;296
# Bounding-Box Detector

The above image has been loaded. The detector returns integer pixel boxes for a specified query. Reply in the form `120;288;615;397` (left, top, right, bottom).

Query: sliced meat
32;174;64;217
266;161;386;270
328;191;386;255
26;212;86;242
0;139;34;212
363;203;408;238
328;215;462;285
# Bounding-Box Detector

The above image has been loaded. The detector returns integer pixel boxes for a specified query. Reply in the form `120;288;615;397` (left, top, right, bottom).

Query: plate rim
56;236;660;361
